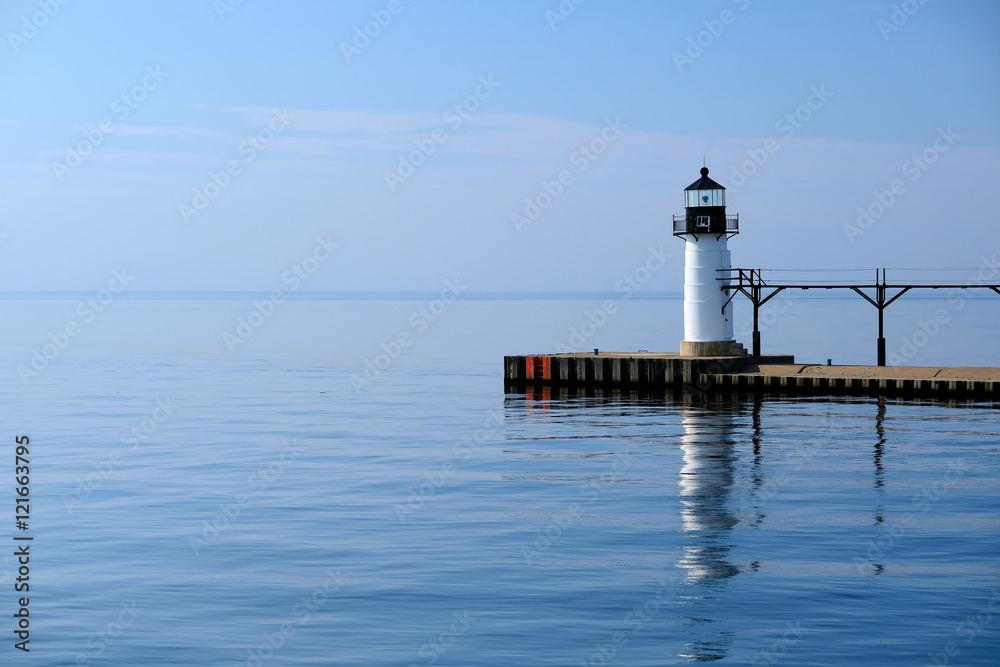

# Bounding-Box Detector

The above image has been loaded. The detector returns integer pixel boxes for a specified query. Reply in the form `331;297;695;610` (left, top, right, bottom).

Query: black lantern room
673;167;739;237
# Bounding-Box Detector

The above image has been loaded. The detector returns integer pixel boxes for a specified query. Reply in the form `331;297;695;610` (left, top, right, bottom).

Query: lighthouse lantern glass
686;188;725;207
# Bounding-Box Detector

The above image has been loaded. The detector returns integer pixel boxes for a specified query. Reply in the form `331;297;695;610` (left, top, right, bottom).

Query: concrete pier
709;364;1000;399
504;353;1000;399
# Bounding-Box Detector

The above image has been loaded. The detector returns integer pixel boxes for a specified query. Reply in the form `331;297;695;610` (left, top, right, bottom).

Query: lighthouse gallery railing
672;216;739;234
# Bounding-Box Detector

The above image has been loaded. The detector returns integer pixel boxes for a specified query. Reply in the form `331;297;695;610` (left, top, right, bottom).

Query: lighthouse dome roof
685;167;725;191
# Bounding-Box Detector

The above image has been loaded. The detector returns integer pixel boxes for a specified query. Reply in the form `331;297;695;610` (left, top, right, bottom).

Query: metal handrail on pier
719;268;1000;366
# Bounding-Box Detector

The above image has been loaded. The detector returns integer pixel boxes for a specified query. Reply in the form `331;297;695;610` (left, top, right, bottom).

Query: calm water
1;296;998;666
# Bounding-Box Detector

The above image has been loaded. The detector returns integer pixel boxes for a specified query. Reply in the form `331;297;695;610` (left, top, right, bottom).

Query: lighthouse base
680;340;748;358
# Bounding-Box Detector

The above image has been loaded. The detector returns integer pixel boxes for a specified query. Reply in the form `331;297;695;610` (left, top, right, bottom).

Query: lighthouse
673;167;746;357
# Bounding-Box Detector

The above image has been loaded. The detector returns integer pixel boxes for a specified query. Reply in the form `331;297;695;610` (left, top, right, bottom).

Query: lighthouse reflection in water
509;389;748;662
677;400;740;584
675;398;741;661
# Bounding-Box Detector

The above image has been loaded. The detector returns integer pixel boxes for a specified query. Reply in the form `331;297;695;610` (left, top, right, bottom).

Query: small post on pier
752;270;762;357
877;310;886;367
877;270;886;367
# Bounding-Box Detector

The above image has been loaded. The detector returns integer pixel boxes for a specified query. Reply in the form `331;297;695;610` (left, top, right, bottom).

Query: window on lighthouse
685;189;725;207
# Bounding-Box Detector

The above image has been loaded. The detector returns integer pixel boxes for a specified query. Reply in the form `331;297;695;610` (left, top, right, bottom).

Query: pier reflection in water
499;386;998;664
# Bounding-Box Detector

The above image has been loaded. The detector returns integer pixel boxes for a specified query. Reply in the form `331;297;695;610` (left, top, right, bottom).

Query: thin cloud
113;125;230;140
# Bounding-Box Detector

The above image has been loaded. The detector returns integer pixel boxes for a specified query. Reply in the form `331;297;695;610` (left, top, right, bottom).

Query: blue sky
1;0;998;292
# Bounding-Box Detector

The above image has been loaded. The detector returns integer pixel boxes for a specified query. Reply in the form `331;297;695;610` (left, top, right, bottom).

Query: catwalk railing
672;215;740;235
720;268;1000;366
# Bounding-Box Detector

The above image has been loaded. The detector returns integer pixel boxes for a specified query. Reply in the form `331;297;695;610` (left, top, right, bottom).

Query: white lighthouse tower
674;167;746;357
